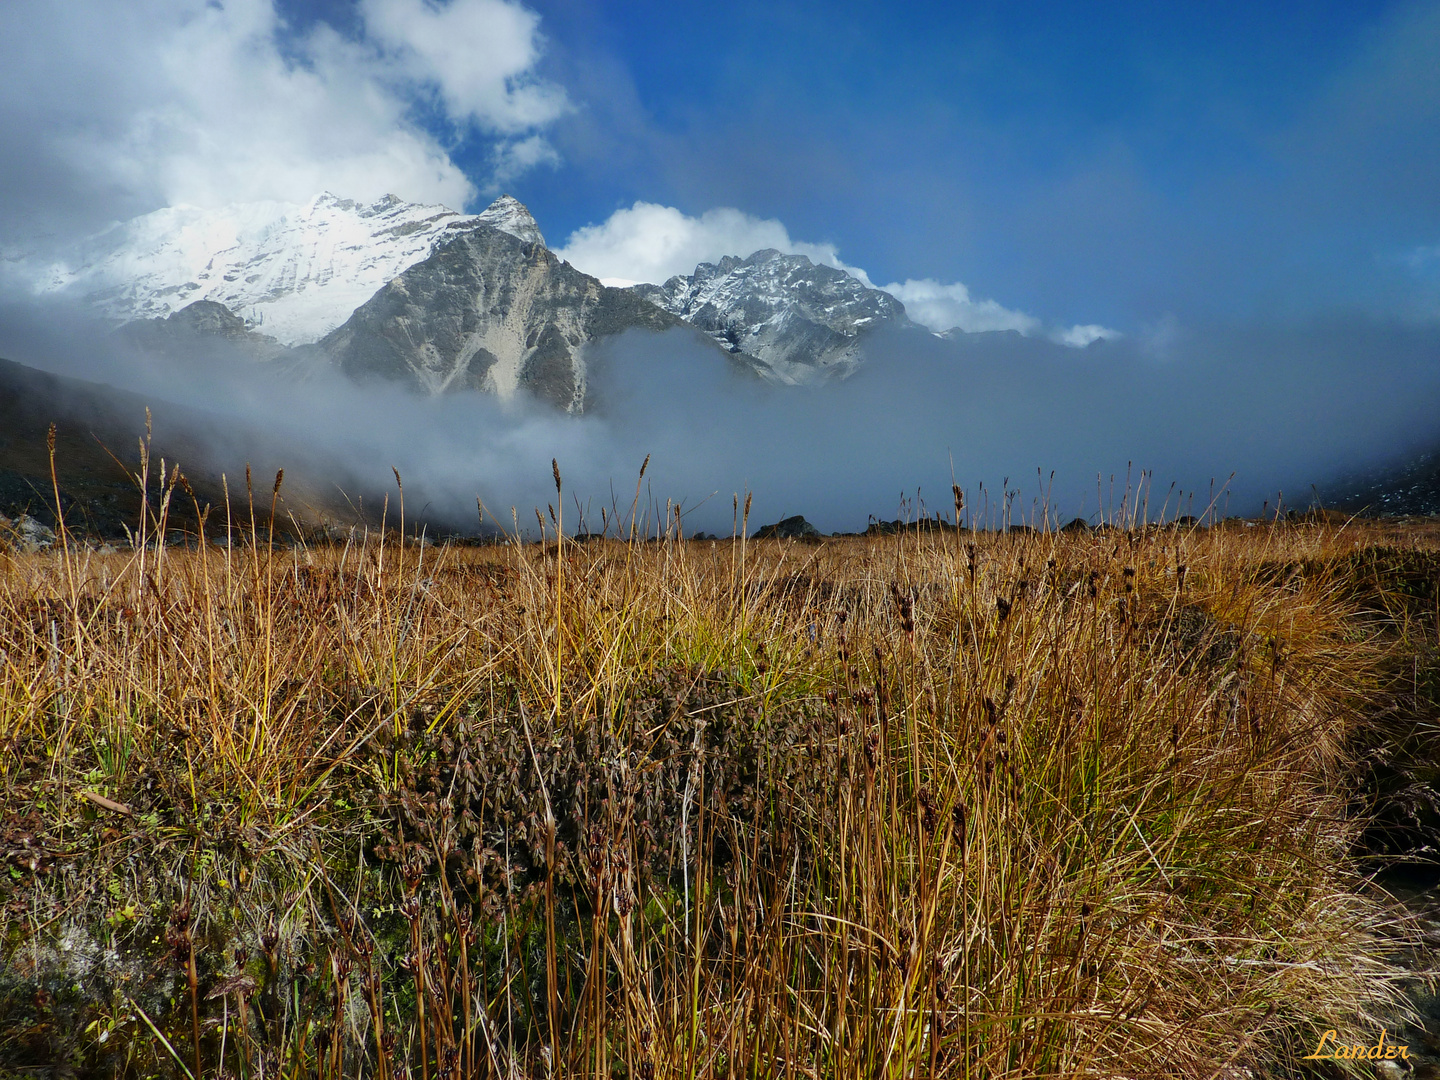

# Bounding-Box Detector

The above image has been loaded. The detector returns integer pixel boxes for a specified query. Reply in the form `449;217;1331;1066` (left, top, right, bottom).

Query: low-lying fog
3;299;1439;536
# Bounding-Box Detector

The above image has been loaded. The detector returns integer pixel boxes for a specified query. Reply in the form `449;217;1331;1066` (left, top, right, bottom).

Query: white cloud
878;279;1041;336
1053;324;1123;347
360;0;568;134
0;0;565;239
554;201;873;286
493;133;563;186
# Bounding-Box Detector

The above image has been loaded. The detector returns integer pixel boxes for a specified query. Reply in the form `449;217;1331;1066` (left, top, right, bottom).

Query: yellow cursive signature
1302;1028;1410;1062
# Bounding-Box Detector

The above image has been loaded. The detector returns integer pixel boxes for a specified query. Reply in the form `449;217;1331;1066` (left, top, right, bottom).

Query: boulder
0;513;57;553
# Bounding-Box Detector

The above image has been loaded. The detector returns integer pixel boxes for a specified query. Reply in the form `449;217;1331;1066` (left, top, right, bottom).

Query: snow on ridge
475;194;546;247
643;249;905;336
31;192;543;346
631;248;907;383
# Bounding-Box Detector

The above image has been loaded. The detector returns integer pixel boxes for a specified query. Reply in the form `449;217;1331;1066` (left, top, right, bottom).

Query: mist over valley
4;193;1439;539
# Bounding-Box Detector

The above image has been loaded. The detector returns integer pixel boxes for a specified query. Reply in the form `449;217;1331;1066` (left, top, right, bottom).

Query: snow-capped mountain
30;189;928;411
33;189;908;388
32;192;545;346
628;250;910;382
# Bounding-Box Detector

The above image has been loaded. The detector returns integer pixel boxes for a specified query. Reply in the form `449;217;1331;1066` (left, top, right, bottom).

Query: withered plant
1;452;1436;1078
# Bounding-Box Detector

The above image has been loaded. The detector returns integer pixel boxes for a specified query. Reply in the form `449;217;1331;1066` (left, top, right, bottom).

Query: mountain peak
321;225;679;411
34;192;482;345
744;248;789;265
475;195;546;247
629;248;908;383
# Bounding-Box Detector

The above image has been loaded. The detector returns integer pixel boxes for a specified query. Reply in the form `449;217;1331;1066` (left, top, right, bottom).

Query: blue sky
320;0;1437;331
2;0;1438;335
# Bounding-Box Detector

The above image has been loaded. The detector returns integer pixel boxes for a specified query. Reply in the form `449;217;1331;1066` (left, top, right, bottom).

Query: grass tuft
1;483;1436;1077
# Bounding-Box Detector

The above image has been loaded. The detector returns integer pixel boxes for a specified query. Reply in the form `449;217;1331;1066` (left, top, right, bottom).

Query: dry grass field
3;459;1439;1078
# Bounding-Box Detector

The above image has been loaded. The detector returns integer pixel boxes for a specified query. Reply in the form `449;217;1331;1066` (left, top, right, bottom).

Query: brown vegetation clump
1;473;1437;1078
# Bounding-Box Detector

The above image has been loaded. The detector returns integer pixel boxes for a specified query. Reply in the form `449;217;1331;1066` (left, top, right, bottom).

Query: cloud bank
878;279;1040;336
0;0;565;245
4;303;1435;538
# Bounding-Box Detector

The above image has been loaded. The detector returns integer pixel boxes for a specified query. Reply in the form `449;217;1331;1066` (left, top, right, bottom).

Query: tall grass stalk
0;479;1432;1078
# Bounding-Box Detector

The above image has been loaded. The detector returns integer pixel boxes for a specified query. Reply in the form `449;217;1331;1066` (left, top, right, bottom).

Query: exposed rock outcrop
0;513;56;553
320;225;682;410
630;250;910;383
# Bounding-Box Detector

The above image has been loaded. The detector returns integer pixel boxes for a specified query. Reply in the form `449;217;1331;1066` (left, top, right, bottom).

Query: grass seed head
0;491;1423;1078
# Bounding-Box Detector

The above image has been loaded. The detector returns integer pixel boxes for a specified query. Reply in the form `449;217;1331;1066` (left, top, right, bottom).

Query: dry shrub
0;499;1432;1078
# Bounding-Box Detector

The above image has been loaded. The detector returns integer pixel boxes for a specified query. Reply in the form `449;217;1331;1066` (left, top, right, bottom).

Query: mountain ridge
42;191;931;408
320;224;682;409
629;249;911;382
32;192;542;346
0;354;353;538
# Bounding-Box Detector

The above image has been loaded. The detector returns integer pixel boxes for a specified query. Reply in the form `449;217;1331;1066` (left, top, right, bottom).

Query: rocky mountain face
115;300;290;362
33;192;515;345
629;249;910;382
1327;448;1440;516
67;192;911;411
320;224;681;410
113;299;334;382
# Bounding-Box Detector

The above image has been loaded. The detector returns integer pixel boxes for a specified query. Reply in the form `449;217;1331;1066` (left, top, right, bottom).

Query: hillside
0;357;362;540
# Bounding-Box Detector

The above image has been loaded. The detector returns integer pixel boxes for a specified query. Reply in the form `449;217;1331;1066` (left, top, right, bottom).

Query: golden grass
0;485;1435;1078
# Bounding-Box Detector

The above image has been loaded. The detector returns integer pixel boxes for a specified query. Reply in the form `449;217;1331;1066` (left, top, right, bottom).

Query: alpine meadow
3;1;1440;1077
